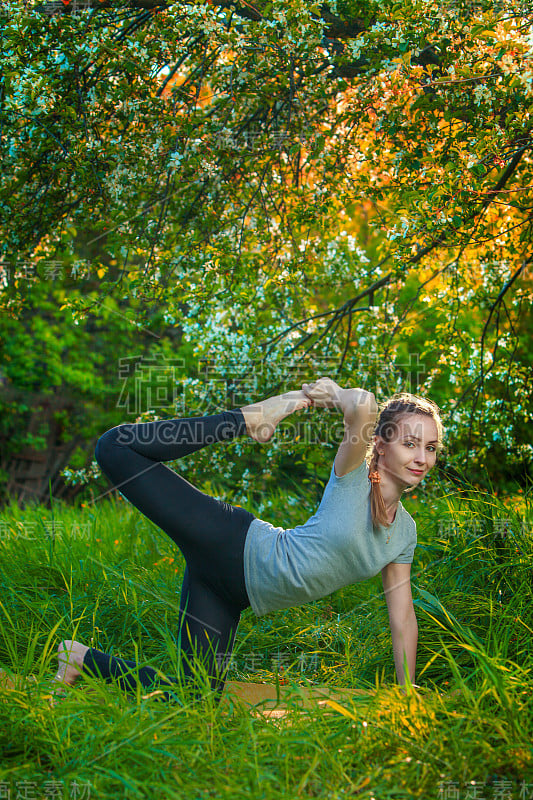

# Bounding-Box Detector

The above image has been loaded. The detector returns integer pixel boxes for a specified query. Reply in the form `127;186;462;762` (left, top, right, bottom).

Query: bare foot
240;390;313;443
51;639;90;701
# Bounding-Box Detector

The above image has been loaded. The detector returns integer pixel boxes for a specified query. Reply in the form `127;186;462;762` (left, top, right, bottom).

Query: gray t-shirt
243;459;417;617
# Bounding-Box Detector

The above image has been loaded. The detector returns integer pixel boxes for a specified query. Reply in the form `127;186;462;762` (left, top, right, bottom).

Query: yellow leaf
97;268;106;278
322;699;358;720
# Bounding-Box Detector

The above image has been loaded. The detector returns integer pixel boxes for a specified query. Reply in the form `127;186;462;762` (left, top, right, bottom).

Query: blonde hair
365;392;445;529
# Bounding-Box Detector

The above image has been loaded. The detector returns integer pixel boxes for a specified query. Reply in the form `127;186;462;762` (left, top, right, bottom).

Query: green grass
0;476;531;799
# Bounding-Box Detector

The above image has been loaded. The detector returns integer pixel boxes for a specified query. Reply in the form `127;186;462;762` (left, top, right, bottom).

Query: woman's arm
381;562;418;688
302;379;378;477
390;616;418;687
336;389;378;477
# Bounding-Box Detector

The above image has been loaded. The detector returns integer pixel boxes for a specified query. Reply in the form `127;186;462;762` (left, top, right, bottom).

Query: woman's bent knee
94;425;131;467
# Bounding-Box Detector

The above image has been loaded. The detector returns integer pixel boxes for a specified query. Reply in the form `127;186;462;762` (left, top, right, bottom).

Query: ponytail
367;446;391;530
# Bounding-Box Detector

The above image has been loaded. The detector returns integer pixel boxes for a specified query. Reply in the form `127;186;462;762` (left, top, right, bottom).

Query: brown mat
220;680;371;719
2;668;445;717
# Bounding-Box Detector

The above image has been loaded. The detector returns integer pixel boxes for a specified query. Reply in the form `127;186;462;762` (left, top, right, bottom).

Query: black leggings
84;409;256;704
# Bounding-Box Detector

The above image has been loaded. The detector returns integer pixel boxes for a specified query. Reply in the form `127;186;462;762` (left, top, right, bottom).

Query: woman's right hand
301;377;345;410
302;380;378;420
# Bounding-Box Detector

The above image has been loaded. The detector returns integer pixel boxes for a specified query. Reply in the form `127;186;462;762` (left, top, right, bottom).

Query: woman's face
374;412;439;489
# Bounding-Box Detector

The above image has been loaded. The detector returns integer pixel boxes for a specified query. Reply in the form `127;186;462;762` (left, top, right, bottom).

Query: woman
52;377;443;704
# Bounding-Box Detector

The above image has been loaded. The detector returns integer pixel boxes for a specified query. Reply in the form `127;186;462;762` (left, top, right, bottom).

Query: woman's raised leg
94;409;255;606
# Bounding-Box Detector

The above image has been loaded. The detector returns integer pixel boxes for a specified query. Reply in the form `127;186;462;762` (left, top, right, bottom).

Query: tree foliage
1;0;532;494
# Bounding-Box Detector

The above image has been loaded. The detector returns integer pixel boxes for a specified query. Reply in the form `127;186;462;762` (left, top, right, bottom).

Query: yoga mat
220;680;371;719
1;668;453;716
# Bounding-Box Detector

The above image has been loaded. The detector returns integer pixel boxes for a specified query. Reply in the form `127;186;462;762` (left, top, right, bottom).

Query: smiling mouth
408;468;424;475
